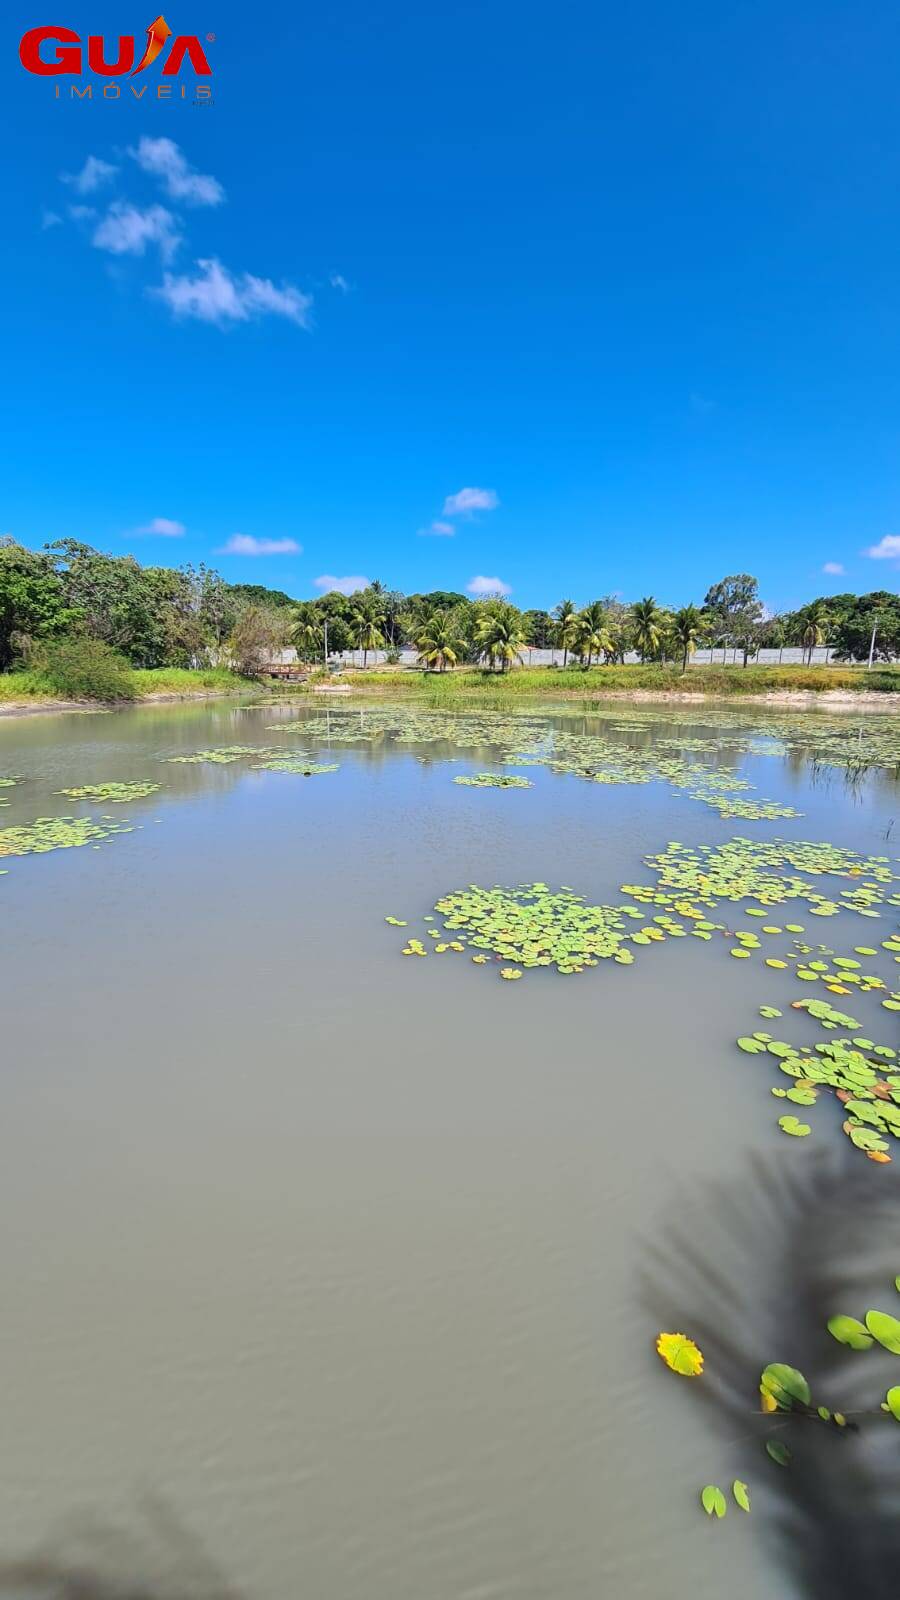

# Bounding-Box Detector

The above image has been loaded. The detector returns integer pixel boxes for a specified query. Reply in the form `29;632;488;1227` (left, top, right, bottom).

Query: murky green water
0;699;897;1599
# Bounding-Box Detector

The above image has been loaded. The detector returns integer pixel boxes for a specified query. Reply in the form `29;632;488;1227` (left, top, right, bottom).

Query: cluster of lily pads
627;837;899;919
261;706;802;818
410;882;646;975
0;777;18;807
452;772;532;788
165;745;282;765
0;814;137;859
55;781;162;802
251;756;339;776
737;994;900;1158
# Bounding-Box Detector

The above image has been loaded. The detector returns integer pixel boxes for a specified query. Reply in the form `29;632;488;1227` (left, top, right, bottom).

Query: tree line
1;538;898;676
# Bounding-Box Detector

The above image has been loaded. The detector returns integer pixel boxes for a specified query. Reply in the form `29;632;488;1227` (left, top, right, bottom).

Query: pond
0;698;898;1599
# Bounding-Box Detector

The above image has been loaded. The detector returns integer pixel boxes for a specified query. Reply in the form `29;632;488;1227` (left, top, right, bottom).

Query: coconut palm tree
574;601;614;668
415;610;464;672
291;612;324;665
350;607;384;668
671;605;703;674
553;598;578;666
800;602;830;666
475;604;527;672
631;595;664;662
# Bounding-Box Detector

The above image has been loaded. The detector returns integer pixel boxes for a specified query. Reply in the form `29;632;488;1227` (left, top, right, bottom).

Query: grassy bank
307;662;900;702
0;665;251;707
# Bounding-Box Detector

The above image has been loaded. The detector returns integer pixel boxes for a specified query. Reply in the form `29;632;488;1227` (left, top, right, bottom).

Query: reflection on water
0;700;897;1600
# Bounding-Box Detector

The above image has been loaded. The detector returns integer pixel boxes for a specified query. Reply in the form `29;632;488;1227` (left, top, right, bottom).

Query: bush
34;636;136;700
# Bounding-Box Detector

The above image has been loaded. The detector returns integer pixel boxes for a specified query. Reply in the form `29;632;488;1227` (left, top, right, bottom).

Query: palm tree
575;601;613;668
553;598;578;667
671;605;703;674
800;602;830;666
475;604;527;672
415;610;464;672
350;607;384;669
291;612;323;665
632;595;664;662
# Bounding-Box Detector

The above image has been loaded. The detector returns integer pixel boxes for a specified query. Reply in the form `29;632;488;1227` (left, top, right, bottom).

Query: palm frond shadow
0;1493;245;1599
642;1148;900;1599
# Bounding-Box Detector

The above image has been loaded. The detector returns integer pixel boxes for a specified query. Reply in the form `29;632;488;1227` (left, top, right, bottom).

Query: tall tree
553;598;578;666
703;573;764;666
415;609;465;672
671;605;703;673
475;602;527;672
631;596;664;662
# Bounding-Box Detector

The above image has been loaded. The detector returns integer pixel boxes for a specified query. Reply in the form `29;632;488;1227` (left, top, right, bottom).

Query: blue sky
4;0;900;609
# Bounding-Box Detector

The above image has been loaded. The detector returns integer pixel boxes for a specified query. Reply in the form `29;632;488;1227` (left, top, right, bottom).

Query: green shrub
34;636;136;701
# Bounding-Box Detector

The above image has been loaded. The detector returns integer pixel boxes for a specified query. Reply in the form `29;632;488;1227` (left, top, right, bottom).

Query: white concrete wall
333;645;839;669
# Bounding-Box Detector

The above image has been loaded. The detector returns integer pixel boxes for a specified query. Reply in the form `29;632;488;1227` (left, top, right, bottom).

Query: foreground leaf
701;1485;727;1518
826;1314;874;1350
732;1479;751;1512
656;1331;704;1376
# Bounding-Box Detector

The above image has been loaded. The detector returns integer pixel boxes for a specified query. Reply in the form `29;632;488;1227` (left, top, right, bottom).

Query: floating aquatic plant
656;1332;704;1376
429;882;645;974
734;986;900;1159
452;772;533;788
0;814;135;859
251;757;339;775
166;746;280;765
55;781;162;802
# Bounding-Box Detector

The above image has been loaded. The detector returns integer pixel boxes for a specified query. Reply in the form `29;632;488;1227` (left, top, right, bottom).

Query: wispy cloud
130;137;224;207
329;272;351;293
154;258;312;328
40;208;63;230
467;574;511;596
220;535;301;556
61;155;118;195
864;535;900;562
313;574;370;595
418;521;455;538
93;202;180;260
132;517;186;538
443;486;499;517
822;561;845;576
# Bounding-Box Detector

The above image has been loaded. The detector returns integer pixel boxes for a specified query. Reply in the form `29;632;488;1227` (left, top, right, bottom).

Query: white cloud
41;208;62;230
134;517;186;537
329;272;351;292
93;202;180;260
467;574;511;596
443;486;499;516
313;574;370;595
130;137;224;207
68;204;97;221
864;535;900;562
418;521;455;537
61;155;118;195
220;535;302;556
822;561;845;576
154;258;312;329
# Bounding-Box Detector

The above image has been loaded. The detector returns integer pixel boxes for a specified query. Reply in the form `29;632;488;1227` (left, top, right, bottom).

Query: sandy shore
0;689;248;720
